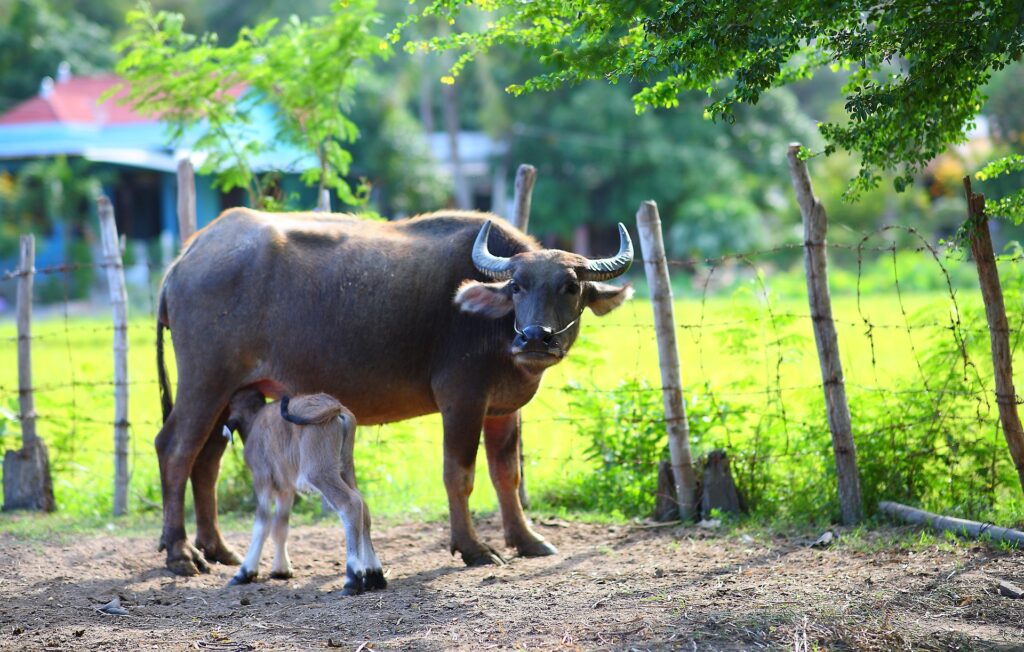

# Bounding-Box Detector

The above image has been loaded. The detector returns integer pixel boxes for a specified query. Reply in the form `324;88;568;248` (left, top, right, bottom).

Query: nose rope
513;316;579;337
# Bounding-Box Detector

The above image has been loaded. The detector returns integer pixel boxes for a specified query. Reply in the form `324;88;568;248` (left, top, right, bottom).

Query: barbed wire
0;227;1018;516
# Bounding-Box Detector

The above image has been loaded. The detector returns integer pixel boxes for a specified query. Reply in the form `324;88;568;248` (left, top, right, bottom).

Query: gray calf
225;389;385;594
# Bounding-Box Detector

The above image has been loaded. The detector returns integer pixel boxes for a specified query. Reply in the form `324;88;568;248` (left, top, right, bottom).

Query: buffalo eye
563;281;580;295
509;280;521;294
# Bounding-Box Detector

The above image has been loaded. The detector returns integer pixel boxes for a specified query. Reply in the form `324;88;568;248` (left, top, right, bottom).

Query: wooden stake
787;144;862;525
15;236;38;451
636;200;698;521
964;177;1024;494
510;163;537;509
879;501;1024;547
314;189;331;213
510;164;536;232
177;158;197;247
98;196;130;516
2;234;55;512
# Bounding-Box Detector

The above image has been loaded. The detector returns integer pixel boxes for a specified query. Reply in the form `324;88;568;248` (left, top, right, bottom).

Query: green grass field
0;258;1020;526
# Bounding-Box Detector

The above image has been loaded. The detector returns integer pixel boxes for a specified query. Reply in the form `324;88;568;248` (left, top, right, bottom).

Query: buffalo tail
157;292;173;422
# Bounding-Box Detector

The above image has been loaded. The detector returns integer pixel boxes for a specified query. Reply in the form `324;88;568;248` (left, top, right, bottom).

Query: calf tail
157;293;173;423
280;393;344;426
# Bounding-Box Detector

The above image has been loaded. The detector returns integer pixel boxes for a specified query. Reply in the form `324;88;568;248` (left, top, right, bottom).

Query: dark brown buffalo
155;209;633;576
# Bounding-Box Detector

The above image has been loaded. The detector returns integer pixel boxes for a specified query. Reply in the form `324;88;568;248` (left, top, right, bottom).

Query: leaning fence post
98;196;130;516
177;158;197;247
2;235;56;512
787;144;862;525
963;177;1024;495
314;188;331;212
636;200;698;521
509;163;537;509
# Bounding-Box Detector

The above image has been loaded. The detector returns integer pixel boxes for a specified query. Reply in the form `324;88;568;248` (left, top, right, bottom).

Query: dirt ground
0;517;1022;651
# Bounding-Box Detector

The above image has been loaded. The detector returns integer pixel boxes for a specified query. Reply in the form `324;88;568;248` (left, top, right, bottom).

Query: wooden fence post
511;164;536;232
509;163;537;510
98;196;130;516
314;189;331;213
2;235;55;512
787;144;862;525
964;177;1024;494
177;158;197;247
636;200;698;521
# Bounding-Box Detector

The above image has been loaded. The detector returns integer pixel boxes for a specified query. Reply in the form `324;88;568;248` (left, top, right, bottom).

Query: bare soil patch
0;518;1022;650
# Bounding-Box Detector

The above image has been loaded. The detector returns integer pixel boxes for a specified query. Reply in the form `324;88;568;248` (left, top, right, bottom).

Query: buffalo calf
225;389;385;594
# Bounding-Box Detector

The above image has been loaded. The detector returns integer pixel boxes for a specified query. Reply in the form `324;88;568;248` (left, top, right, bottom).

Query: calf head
456;221;634;373
225;387;267;442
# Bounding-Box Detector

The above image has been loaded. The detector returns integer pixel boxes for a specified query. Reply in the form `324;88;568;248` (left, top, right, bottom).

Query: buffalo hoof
363;568;387;591
196;539;242;566
459;543;507;567
516;539;558;558
228;567;258;586
269;570;294;580
342;565;364;596
165;540;211;577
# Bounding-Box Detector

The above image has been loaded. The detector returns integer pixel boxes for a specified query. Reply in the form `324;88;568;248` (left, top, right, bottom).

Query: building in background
0;65;505;274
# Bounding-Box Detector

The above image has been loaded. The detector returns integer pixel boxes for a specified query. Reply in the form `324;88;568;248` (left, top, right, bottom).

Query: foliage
977;154;1024;223
0;0;115;111
0;157;104;298
547;380;668;517
404;0;1024;199
112;0;388;209
668;194;765;261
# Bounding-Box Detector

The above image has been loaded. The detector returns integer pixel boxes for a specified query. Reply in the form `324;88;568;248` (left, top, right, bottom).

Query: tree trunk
439;25;471;210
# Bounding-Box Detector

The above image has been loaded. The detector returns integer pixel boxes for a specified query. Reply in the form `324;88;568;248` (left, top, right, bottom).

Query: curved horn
578;223;634;281
471;221;514;281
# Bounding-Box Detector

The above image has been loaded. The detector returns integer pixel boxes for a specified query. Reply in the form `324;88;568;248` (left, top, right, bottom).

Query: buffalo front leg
441;405;505;566
191;421;241;566
483;413;557;557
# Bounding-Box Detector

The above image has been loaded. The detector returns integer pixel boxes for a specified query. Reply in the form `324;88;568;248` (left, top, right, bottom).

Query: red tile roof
0;75;147;126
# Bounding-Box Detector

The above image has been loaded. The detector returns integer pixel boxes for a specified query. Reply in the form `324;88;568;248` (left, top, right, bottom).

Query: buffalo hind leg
156;386;230;576
191;418;241;566
442;405;505;566
483;413;557;557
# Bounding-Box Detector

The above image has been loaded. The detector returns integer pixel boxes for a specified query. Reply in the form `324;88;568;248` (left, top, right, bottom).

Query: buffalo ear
454;280;514;318
586;282;634;316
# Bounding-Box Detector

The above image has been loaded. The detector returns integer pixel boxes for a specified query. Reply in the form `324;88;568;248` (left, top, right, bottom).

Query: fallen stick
878;501;1024;547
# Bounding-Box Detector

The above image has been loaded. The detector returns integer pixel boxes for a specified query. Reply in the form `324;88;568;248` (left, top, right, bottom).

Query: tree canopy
113;0;387;208
405;0;1024;200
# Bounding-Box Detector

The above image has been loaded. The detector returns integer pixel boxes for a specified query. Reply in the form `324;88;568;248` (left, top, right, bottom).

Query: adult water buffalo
155;209;633;576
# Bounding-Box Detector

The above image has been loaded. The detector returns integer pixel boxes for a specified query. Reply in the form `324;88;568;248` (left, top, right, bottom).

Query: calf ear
454;280;514;318
586;282;634;316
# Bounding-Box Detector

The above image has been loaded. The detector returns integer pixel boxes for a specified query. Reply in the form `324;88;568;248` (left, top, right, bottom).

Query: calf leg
269;492;295;579
337;448;385;591
229;489;273;585
441;405;504;566
315;473;385;595
156;390;229;576
484;413;557;557
191;419;241;566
